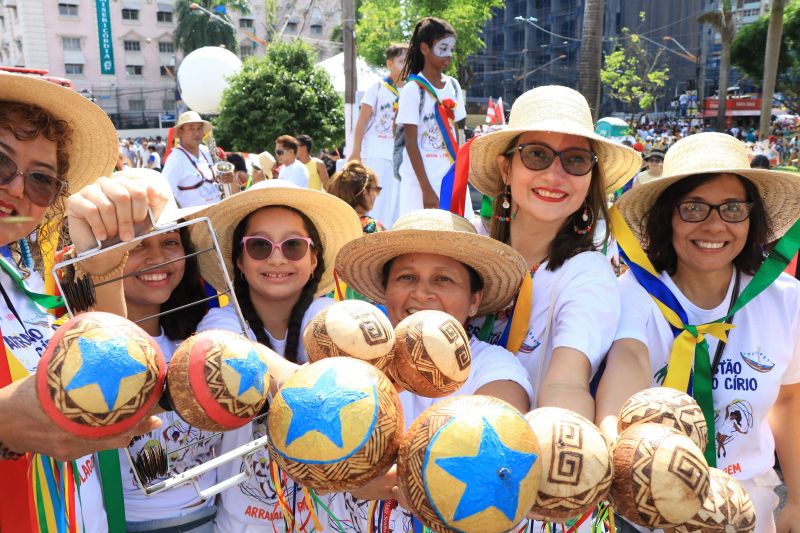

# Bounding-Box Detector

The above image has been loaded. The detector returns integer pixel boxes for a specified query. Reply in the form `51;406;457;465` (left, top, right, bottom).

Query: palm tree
174;0;253;56
578;0;605;121
759;0;785;139
698;0;742;132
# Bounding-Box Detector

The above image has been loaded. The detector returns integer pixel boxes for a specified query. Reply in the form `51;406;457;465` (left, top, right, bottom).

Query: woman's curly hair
327;160;379;212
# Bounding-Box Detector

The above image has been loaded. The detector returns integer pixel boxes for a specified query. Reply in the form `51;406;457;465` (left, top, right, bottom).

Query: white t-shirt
467;251;621;404
0;264;107;532
147;151;162;171
396;73;466;213
277;160;310;188
196;297;333;533
121;332;222;522
360;79;399;160
162;144;221;208
615;270;800;481
324;337;533;532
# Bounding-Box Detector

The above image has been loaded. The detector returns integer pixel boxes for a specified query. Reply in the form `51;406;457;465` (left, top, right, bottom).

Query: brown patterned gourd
303;300;395;372
391;310;471;398
610;423;711;529
617;387;708;452
397;395;542;533
525;407;613;522
36;312;166;438
267;357;403;492
674;467;756;533
166;330;272;431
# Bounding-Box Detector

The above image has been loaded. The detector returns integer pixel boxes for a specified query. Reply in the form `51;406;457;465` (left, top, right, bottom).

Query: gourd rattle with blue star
304;300;472;398
37;312;273;439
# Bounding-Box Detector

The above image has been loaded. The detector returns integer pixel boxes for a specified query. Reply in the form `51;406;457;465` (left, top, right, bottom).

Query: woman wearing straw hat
466;85;641;422
610;132;800;533
190;179;362;532
330;208;533;530
0;72;171;531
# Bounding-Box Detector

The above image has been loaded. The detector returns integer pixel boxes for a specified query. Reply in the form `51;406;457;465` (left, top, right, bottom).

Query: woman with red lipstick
609;132;800;533
190;179;362;532
466;85;641;423
0;72;169;532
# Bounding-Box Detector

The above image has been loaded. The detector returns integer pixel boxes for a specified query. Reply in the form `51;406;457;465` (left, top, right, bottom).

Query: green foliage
356;0;504;85
732;0;800;113
174;0;247;55
213;40;344;152
600;28;670;116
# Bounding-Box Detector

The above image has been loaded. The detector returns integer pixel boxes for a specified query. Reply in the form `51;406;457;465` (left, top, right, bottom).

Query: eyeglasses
676;201;754;223
241;236;314;261
275;150;285;156
505;143;597;176
0;151;66;207
370;185;383;193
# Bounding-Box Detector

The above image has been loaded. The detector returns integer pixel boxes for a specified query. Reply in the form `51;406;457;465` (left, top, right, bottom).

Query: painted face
236;207;318;305
0;128;54;246
384;253;481;327
671;173;750;278
498;131;592;228
432;36;456;58
123;231;186;310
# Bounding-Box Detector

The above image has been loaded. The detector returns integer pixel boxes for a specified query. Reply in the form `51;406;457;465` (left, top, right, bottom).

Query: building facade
0;0;341;131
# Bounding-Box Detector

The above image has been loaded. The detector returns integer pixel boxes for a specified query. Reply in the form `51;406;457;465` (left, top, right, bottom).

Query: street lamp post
663;35;701;119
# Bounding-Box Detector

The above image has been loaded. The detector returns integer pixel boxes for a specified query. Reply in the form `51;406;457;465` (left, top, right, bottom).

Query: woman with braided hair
190;180;362;532
328;159;387;234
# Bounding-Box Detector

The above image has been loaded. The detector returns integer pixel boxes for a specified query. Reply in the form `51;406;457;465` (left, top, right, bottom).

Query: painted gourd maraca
674;467;756;533
618;387;708;452
267;357;403;492
36;312;166;438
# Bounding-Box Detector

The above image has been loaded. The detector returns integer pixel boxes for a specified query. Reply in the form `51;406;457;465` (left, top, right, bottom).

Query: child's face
421;35;455;71
386;53;406;79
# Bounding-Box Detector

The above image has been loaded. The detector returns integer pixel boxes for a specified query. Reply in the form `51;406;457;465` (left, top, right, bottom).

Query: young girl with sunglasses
191;180;362;532
396;17;466;215
466;86;642;426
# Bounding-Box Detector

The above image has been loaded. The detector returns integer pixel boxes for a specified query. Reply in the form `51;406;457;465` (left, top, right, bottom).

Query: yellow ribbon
506;272;533;354
608;206;735;391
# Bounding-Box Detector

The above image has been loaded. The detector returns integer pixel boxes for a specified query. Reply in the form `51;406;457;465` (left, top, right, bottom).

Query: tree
600;27;670;120
732;0;800;116
578;0;605;121
174;0;252;56
698;0;741;132
759;0;785;139
356;0;504;86
213;40;344;152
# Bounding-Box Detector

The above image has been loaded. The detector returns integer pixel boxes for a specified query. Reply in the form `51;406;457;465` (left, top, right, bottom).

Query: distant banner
95;0;115;74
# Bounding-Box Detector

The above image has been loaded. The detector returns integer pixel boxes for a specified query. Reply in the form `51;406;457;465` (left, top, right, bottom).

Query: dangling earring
493;183;514;223
573;203;595;235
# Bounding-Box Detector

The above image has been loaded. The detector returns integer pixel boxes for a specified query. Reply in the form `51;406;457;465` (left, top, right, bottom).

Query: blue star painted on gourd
281;368;368;448
223;350;269;397
434;417;539;522
65;336;147;412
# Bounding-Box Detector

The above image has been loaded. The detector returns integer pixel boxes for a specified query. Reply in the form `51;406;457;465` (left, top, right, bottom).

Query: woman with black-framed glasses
608;132;800;533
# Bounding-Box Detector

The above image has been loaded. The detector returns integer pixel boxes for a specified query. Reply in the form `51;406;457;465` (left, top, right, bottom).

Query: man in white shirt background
161;111;232;207
275;135;309;188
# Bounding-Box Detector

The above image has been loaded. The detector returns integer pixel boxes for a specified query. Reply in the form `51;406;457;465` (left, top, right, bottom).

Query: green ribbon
97;450;126;531
0;257;64;310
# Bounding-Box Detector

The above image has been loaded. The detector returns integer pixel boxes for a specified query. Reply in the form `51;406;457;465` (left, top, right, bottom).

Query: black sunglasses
275;150;285;156
676;201;754;223
0;151;66;207
505;142;597;176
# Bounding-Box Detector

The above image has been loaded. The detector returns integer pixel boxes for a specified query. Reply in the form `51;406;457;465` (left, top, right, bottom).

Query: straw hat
335;209;528;315
469;86;642;196
175;111;212;135
191;180;362;296
0;72;118;198
618;132;800;240
256;151;276;174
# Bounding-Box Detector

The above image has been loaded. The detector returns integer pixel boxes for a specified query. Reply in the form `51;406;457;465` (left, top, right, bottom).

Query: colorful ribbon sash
407;74;459;163
381;77;399;113
609;205;800;466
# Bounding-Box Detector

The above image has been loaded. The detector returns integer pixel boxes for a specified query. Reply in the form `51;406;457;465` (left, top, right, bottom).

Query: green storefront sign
96;0;115;74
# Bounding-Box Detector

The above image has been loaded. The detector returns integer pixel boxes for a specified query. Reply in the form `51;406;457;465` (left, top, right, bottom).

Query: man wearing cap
635;147;665;186
161;111;223;207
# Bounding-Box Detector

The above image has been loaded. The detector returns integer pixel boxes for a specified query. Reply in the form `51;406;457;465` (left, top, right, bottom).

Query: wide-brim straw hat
175;111;212;135
257;151;276;174
191;180;362;296
618;132;800;240
0;72;118;200
335;209;528;315
469;85;642;196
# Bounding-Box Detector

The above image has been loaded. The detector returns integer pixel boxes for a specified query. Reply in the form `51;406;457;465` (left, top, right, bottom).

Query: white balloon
177;46;243;115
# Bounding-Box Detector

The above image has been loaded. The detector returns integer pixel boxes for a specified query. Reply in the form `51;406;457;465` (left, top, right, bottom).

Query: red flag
495;97;506;125
163;126;176;163
486;97;496;124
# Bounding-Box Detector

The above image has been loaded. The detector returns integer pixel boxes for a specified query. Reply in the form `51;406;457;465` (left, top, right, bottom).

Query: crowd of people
0;13;799;533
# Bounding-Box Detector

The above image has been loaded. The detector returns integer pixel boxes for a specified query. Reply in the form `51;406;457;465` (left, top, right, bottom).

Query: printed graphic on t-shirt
740;348;775;373
714;399;754;459
420;111;446;154
374;101;395;137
